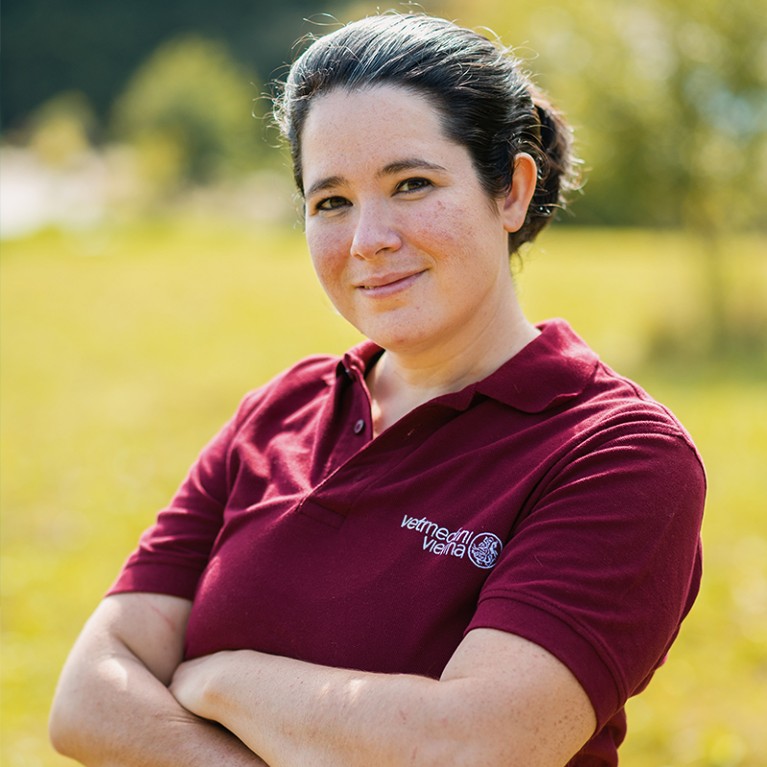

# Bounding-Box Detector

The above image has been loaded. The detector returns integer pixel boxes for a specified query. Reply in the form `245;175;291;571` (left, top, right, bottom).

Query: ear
500;153;538;233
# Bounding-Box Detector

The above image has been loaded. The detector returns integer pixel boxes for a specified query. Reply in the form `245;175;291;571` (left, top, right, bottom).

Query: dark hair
273;13;579;253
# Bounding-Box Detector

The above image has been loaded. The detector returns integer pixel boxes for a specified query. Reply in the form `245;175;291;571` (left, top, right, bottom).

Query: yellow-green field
2;220;765;766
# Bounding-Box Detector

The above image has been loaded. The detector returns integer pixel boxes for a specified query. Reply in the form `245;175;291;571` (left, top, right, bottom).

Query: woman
50;13;705;766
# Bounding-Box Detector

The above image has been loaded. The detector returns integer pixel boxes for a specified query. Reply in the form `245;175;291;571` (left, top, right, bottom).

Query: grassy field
2;219;765;766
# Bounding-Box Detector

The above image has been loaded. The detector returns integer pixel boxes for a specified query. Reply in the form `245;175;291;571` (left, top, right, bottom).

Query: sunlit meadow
2;219;765;766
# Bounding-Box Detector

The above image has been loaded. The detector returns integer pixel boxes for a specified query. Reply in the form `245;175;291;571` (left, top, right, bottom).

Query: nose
350;203;402;260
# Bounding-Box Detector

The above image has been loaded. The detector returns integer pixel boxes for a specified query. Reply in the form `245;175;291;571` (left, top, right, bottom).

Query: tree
445;0;766;353
111;35;263;190
446;0;765;229
1;0;355;132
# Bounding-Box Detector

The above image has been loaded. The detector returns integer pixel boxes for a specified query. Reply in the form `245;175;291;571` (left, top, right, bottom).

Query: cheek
307;231;352;306
415;201;485;262
404;200;463;253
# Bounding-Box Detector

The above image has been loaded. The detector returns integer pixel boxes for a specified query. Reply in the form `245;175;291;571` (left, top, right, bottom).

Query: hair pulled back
274;13;579;253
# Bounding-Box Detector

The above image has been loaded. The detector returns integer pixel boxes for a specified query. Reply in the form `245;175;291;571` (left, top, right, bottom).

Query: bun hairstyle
273;13;580;254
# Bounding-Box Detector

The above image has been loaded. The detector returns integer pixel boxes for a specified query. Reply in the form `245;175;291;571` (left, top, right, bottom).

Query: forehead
300;84;459;179
303;84;447;142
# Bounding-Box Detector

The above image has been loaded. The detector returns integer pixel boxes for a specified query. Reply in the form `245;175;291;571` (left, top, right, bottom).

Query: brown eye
317;196;350;211
397;177;432;193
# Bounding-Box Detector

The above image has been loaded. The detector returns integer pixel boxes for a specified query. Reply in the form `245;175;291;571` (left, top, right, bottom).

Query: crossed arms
50;592;596;766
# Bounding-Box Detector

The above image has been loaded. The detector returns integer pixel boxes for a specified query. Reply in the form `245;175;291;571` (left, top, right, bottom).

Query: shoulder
585;359;703;471
545;319;702;465
487;319;705;477
233;353;342;425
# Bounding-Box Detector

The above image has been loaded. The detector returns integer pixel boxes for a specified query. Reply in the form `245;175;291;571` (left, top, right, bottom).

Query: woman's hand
170;651;240;720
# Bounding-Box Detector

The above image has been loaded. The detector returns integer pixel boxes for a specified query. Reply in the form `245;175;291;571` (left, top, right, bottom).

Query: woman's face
301;84;533;358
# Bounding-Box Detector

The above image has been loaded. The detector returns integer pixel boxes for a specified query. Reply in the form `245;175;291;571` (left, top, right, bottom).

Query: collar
338;341;384;382
337;319;599;414
475;319;599;412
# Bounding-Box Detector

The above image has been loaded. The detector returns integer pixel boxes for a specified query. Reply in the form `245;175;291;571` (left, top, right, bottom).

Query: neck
367;302;539;435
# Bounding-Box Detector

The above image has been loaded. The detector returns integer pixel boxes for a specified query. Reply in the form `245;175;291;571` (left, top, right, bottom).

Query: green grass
2;219;765;766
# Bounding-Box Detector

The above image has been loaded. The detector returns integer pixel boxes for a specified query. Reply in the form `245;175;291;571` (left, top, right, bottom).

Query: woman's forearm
170;630;595;767
51;647;267;766
172;651;448;767
50;594;268;767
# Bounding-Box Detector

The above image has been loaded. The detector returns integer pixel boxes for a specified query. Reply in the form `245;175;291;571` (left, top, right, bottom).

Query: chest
184;400;574;674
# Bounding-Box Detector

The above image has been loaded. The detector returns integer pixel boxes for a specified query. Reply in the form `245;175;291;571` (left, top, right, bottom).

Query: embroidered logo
468;532;503;569
400;514;503;569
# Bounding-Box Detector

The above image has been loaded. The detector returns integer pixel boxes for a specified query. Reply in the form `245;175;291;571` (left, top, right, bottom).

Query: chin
356;315;439;353
370;331;432;354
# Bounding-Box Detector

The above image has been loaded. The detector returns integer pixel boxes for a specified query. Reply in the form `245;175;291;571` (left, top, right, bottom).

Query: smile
356;271;425;296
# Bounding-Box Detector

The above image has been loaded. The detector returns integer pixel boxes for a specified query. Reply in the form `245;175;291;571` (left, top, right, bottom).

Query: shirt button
353;419;366;435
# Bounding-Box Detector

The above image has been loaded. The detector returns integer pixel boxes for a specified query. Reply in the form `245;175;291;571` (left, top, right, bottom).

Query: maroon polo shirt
109;319;705;766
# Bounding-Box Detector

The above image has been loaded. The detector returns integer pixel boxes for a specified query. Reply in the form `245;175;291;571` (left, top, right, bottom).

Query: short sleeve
107;391;261;599
467;422;705;729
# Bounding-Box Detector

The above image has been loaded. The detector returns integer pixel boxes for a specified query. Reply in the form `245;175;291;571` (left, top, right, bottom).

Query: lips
355;270;425;290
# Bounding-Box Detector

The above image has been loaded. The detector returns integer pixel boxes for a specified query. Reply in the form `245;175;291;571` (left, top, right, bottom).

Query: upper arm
466;427;705;730
70;592;192;684
439;627;596;765
49;593;193;757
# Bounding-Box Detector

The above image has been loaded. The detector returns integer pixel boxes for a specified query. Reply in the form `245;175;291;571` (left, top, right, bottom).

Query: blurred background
1;0;765;765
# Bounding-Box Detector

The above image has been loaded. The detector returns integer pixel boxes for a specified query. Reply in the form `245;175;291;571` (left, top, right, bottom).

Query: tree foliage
3;0;765;234
443;0;767;232
111;36;262;187
1;0;349;131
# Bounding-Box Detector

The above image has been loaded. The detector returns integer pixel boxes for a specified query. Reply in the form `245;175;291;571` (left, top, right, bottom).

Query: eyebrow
305;158;448;198
379;158;448;177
